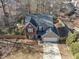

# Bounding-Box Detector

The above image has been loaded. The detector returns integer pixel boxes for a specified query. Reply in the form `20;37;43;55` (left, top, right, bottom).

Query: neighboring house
24;14;59;41
54;18;69;37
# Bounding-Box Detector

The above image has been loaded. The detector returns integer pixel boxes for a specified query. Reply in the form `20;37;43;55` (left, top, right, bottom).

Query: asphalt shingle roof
25;14;59;36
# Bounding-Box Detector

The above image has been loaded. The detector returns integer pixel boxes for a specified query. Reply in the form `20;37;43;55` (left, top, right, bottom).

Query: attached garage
42;28;59;42
43;38;58;42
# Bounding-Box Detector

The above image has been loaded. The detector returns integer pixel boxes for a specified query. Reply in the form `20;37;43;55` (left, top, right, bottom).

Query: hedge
75;53;79;59
70;42;79;55
66;32;77;46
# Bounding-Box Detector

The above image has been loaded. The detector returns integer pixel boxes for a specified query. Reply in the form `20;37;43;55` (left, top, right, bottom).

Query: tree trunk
0;0;9;27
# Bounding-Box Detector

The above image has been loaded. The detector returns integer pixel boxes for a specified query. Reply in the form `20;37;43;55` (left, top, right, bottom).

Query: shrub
75;53;79;59
0;29;3;34
70;42;79;55
7;28;13;34
14;31;21;35
66;32;77;46
0;29;8;35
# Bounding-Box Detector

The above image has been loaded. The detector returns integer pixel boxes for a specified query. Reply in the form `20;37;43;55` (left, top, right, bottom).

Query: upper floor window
38;26;43;31
28;28;33;32
28;25;32;27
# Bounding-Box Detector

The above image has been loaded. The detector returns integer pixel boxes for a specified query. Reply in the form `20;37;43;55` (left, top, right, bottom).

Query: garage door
43;38;58;42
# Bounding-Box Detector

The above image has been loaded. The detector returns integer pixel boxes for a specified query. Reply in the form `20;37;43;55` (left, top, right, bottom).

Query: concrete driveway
43;42;61;59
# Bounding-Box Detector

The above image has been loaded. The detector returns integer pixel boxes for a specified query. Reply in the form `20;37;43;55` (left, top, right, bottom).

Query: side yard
4;45;43;59
58;44;74;59
65;32;79;59
0;41;43;59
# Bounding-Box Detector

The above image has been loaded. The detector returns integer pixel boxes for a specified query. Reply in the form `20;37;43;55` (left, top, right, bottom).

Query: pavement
43;42;62;59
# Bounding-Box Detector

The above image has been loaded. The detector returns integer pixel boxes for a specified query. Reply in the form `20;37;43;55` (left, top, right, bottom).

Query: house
25;22;37;39
54;17;69;37
24;14;64;41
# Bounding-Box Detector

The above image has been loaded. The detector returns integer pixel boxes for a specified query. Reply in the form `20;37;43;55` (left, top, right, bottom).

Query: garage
42;28;59;42
43;38;58;42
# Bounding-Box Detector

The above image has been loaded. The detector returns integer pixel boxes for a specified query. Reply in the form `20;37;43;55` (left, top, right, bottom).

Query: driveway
43;39;61;59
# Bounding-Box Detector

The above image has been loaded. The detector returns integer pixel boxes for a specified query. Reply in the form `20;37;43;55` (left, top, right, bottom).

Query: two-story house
24;14;60;41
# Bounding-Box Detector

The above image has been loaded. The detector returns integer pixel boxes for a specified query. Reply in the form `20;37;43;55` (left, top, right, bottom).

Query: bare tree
27;0;31;14
0;0;9;27
36;0;39;13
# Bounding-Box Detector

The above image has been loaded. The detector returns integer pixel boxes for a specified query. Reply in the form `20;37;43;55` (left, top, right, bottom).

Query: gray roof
25;16;31;23
25;14;54;28
42;28;59;38
25;14;59;36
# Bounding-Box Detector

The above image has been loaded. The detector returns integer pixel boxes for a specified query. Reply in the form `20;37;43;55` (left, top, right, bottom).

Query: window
39;26;43;31
28;28;33;32
28;25;32;27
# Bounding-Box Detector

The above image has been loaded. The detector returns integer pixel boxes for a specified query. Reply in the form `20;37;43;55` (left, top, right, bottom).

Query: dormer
38;26;43;31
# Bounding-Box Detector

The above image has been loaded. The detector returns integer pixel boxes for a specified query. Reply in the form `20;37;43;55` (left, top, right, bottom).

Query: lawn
4;45;43;59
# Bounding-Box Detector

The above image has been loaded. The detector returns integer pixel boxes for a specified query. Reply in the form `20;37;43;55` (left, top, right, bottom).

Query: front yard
4;50;42;59
1;44;43;59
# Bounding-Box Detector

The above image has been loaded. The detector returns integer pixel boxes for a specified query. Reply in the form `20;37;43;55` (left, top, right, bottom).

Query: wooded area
0;0;74;28
0;0;78;35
